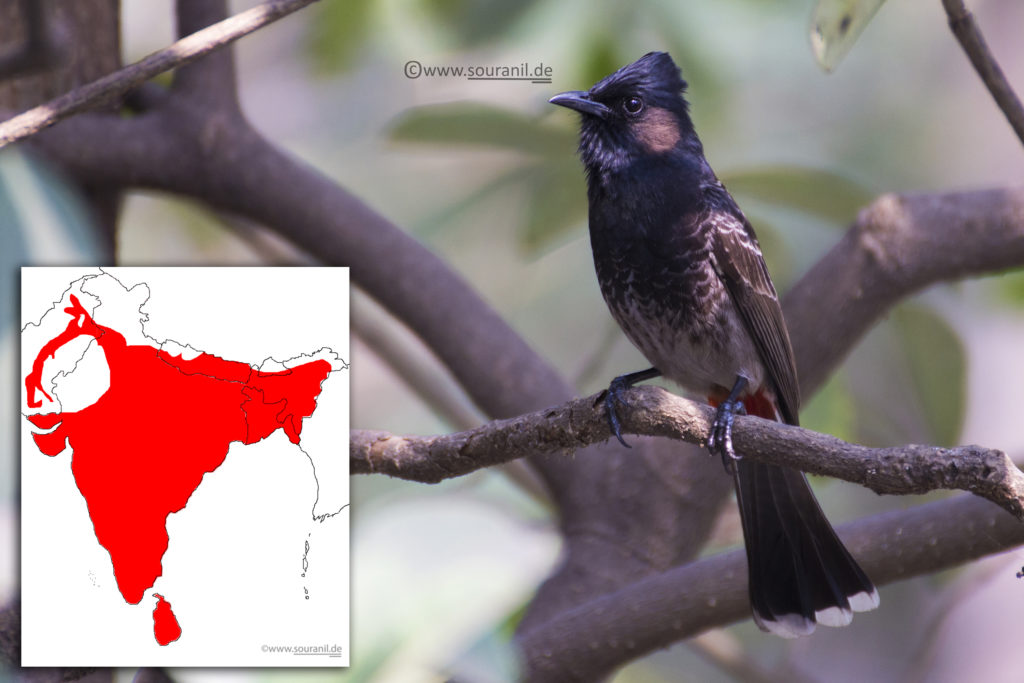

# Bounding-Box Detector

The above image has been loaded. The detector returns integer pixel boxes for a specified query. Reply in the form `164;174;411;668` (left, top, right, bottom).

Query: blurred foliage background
4;0;1024;680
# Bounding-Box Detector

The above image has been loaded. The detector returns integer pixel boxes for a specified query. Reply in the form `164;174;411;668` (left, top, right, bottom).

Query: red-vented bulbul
550;51;878;637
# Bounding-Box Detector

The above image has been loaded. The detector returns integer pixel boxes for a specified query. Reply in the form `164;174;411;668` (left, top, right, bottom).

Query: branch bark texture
352;386;1024;520
785;189;1024;395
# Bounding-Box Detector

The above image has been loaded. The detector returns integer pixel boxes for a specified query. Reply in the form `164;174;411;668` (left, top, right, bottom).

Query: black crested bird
550;52;878;637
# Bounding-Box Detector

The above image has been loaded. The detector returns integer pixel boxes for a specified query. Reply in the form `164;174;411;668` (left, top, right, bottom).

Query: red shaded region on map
25;294;331;609
153;594;182;646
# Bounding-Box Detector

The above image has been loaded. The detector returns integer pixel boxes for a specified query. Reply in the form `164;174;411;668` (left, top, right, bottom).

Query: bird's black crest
591;52;688;108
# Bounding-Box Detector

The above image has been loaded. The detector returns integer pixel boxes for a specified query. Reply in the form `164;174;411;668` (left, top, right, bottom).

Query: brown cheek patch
634;106;681;153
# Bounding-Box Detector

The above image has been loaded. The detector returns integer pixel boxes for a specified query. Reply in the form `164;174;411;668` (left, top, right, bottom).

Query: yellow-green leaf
801;371;856;444
721;165;874;226
389;103;575;156
890;304;966;446
810;0;887;72
306;0;375;74
520;157;587;252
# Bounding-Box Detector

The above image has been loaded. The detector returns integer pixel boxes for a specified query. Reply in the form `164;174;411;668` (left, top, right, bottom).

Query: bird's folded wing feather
706;190;801;425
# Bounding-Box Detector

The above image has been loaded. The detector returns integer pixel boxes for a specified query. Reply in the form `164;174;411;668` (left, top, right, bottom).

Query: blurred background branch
0;0;59;80
518;492;1024;681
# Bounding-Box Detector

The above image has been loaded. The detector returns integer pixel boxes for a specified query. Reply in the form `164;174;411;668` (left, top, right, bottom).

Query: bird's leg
599;367;661;447
708;375;748;474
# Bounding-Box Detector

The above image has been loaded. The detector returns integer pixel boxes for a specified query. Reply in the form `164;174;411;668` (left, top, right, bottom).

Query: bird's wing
706;184;800;425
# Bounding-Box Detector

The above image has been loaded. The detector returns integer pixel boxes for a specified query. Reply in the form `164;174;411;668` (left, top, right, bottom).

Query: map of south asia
23;280;347;648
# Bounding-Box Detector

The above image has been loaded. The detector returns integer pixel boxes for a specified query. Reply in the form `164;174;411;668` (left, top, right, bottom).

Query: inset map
20;267;350;667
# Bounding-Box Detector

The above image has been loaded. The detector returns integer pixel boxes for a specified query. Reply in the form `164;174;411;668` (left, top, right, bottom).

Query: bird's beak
549;90;610;118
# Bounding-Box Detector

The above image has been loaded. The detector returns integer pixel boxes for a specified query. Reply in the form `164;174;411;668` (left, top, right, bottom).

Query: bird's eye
622;96;644;115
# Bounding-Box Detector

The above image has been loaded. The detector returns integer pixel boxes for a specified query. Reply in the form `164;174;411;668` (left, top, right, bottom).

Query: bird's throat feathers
577;105;698;180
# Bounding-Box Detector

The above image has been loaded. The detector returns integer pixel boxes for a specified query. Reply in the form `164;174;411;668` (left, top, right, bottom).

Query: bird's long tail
731;394;878;637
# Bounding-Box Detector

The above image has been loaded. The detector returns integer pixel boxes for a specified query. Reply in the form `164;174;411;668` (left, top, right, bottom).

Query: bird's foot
597;367;661;448
601;376;633;448
708;376;749;474
708;399;746;474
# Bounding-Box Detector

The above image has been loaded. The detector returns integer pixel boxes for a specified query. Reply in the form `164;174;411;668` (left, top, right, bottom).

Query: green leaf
810;0;888;72
389;103;576;156
421;0;542;46
994;268;1024;307
890;304;966;446
520;157;587;252
578;34;632;91
306;0;375;74
415;167;531;239
720;165;874;226
800;371;856;443
844;302;966;447
646;6;726;108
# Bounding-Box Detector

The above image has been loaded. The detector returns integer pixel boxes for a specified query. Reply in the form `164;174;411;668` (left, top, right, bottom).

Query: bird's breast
589;203;764;395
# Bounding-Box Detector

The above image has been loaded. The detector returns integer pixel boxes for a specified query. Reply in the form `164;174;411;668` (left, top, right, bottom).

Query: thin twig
941;0;1024;147
0;0;320;148
351;385;1024;520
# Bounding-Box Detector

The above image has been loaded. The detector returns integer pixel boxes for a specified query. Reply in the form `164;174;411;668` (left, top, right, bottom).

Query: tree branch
0;0;60;79
941;0;1024;147
516;493;1024;682
0;0;319;147
351;385;1024;520
785;188;1024;395
172;0;239;113
133;669;175;683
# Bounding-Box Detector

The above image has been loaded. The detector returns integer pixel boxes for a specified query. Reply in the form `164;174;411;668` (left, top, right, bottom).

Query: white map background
20;267;350;667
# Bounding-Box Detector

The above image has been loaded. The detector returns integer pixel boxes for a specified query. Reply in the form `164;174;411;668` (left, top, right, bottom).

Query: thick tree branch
517;493;1024;682
351;385;1024;520
0;0;59;79
0;0;318;147
785;188;1024;395
941;0;1024;147
133;669;175;683
172;0;239;114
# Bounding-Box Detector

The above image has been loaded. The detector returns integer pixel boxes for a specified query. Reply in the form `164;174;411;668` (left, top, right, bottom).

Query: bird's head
550;52;695;174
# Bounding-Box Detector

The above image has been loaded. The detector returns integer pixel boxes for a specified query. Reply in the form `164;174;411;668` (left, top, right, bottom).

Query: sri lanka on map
20;267;350;667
